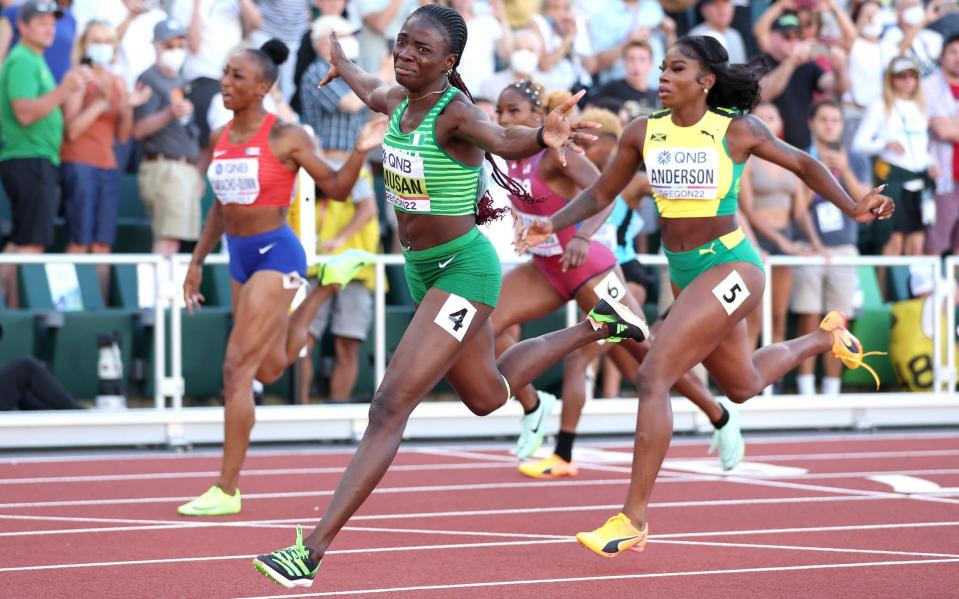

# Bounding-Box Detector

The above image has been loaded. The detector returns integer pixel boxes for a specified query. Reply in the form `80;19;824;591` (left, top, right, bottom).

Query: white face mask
862;20;883;38
510;49;539;75
902;4;925;27
85;43;114;66
159;47;187;73
338;35;359;61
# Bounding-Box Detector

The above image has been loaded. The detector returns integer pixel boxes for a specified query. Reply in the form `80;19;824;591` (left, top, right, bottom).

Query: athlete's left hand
852;185;894;222
354;116;388;153
540;89;599;167
561;236;589;271
518;218;555;253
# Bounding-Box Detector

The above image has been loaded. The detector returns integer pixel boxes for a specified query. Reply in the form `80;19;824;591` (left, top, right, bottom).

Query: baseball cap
17;1;64;22
771;13;801;33
153;18;187;43
890;55;920;75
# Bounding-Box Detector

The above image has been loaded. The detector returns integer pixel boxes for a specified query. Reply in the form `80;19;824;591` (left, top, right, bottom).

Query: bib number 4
434;293;477;342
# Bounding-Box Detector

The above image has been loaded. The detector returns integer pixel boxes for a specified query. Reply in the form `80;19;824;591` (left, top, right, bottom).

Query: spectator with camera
759;12;844;149
132;18;202;256
791;99;872;395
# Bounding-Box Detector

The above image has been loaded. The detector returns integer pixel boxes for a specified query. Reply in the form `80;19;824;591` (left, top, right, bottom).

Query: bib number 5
434;293;478;342
711;270;750;316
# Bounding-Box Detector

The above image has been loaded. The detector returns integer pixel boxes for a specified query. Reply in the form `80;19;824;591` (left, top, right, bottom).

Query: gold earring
704;88;709;94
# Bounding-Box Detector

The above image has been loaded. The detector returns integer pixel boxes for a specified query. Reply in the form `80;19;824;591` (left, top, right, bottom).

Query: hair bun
260;38;290;67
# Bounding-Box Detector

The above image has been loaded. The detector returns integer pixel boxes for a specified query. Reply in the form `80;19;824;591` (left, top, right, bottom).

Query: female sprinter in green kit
521;36;894;558
251;5;650;588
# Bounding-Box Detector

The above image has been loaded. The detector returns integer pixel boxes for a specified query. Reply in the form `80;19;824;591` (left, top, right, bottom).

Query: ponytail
675;36;767;113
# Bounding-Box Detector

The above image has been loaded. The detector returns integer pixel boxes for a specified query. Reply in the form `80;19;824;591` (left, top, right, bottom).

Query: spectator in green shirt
0;1;86;307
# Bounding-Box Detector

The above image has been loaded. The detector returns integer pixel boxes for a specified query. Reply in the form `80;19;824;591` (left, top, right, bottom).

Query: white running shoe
709;398;745;471
515;390;557;460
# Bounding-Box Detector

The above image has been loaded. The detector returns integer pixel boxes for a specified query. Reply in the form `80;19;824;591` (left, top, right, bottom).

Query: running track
1;431;959;598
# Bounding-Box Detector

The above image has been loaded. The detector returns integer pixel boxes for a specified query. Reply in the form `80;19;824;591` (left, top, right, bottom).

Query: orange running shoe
518;454;579;479
820;311;887;389
576;513;648;558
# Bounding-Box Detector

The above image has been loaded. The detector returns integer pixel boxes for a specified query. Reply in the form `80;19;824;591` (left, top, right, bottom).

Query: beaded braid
411;4;542;224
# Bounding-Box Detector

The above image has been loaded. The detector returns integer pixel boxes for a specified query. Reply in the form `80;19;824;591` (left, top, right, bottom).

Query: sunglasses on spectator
892;70;919;79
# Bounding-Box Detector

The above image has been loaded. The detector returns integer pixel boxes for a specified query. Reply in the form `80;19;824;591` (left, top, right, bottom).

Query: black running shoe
588;299;650;342
253;526;321;588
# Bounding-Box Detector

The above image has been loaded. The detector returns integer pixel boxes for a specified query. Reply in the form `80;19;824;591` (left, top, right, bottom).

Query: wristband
535;126;548;149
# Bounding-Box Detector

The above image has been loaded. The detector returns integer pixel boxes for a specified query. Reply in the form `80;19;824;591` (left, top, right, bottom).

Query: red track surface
1;431;958;598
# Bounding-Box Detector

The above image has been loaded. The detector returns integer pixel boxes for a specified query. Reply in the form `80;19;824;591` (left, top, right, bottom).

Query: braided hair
410;4;538;224
674;36;767;113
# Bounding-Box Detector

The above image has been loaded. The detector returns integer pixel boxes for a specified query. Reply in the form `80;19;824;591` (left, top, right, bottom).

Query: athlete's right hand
518;218;555;254
183;263;205;314
354;115;388;152
318;32;345;88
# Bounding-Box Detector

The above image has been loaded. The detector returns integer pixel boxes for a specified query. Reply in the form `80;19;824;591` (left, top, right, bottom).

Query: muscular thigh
379;287;495;401
227;272;297;361
491;262;565;335
637;262;765;386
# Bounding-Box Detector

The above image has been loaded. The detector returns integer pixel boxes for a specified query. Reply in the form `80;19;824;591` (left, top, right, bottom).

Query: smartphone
80;57;92;67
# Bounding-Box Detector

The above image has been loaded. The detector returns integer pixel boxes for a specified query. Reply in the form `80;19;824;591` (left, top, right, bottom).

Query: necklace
406;83;450;103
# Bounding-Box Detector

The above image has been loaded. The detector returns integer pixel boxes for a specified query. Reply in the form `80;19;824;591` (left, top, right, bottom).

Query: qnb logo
657;151;671;165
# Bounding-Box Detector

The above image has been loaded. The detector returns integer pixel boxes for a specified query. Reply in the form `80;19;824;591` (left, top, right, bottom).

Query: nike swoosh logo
841;335;859;354
531;406;546;433
259;243;277;255
213;150;227;157
438;255;456;269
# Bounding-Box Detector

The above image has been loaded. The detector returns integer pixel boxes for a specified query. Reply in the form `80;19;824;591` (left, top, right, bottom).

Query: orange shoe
820;311;886;389
576;513;648;558
518;454;579;479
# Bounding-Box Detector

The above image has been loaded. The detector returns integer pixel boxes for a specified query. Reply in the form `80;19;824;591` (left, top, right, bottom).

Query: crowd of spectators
1;0;958;401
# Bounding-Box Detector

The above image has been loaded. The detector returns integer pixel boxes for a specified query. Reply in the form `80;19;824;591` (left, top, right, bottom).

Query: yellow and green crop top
642;107;744;218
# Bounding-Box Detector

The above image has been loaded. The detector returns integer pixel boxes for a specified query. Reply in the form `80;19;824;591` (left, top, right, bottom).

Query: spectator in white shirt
169;0;261;152
853;56;933;257
354;0;425;73
688;0;746;64
843;1;886;143
880;0;942;77
530;0;595;92
448;0;512;92
251;0;312;101
923;32;959;257
479;28;552;102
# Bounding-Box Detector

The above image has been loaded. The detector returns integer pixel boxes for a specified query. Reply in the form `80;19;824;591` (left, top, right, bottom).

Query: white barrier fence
0;252;956;448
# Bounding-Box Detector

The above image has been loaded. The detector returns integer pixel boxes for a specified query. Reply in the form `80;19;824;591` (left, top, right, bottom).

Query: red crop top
207;113;296;207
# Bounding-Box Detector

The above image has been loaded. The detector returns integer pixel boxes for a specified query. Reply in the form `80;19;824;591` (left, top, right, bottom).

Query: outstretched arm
731;114;893;222
451;89;597;165
318;32;395;114
287;117;388;200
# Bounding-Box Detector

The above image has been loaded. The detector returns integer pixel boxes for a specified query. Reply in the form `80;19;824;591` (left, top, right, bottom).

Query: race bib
383;145;430;212
593;270;627;304
711;270;750;316
816;201;844;234
647;147;719;200
434;293;476;342
593;223;618;253
209;157;260;205
516;211;562;257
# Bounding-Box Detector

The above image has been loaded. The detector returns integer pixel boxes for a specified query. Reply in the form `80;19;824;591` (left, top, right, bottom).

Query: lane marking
653;539;959;559
869;474;959;495
237;558;959;598
0;494;891;538
6;467;959;510
3;522;959;574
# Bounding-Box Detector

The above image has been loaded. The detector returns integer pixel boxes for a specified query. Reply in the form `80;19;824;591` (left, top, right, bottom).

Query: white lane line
0;462;515;486
0;495;890;539
0;429;955;465
7;467;959;510
652;539;959;559
234;558;959;598
3;521;959;574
